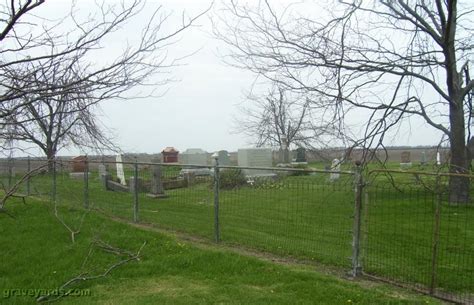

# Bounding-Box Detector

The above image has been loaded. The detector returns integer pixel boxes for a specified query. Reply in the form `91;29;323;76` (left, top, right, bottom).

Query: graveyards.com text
3;288;91;298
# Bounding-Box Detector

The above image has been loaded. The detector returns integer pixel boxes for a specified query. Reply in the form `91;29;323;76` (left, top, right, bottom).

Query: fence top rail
80;159;355;175
368;168;474;179
216;165;355;175
84;160;213;169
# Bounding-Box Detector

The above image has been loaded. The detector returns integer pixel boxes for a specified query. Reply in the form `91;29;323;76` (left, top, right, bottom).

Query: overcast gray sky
18;0;445;156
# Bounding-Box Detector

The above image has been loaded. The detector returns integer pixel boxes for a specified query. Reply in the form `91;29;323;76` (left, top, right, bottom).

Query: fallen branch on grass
53;200;91;243
36;239;147;303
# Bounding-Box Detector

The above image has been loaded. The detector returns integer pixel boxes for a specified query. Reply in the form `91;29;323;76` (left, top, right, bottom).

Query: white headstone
180;148;208;166
238;148;273;176
436;152;441;165
116;155;126;185
330;158;341;181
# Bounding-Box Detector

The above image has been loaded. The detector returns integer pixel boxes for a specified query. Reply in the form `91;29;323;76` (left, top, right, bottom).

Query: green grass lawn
4;164;474;303
0;198;442;305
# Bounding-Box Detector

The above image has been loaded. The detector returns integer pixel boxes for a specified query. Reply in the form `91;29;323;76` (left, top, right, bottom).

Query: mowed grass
10;165;474;300
0;199;442;305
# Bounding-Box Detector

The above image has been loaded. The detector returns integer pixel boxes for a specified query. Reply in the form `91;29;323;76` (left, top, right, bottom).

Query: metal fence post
7;157;13;189
430;174;442;295
84;156;89;209
26;156;31;195
133;160;139;223
52;158;57;203
213;156;221;243
351;163;363;277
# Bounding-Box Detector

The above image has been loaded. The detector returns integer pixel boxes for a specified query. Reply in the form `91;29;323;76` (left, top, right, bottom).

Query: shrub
218;168;247;189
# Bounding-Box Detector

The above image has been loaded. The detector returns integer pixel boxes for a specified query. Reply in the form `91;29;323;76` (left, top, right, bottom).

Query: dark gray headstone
295;147;307;162
151;165;164;194
218;150;231;166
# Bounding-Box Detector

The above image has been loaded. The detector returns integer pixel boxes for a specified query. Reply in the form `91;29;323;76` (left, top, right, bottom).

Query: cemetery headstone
420;151;426;165
238;148;273;177
70;155;87;179
295;147;307;163
116;155;126;185
98;164;107;177
100;172;112;190
98;163;109;189
401;151;411;163
400;151;412;169
329;158;341;181
217;150;231;166
436;151;441;165
71;155;87;172
180;148;211;177
180;148;208;165
183;171;196;187
147;165;168;198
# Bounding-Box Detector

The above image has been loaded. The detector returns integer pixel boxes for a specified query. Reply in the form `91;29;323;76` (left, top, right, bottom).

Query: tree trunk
448;99;470;204
45;146;56;173
444;3;470;203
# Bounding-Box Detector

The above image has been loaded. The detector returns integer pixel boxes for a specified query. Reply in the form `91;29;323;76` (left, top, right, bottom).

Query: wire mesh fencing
81;159;356;264
0;157;52;201
137;162;215;239
2;156;473;304
217;165;355;267
363;170;474;304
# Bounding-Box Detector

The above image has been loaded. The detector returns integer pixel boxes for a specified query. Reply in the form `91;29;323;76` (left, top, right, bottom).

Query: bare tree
0;0;45;44
0;0;208;157
216;0;474;203
235;85;335;149
1;59;115;162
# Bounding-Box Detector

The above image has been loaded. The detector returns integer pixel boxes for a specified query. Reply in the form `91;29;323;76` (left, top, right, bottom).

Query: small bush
219;168;247;189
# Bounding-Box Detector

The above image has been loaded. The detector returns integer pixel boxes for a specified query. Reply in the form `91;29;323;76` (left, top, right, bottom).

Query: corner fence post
52;158;57;204
213;156;221;243
26;156;31;195
351;163;363;277
133;159;139;223
84;156;89;209
430;174;442;295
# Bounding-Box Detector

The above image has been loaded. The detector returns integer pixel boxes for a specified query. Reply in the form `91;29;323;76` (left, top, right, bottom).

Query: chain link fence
1;157;473;304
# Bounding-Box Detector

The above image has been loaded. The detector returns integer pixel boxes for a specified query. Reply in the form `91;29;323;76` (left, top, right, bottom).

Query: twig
0;162;49;215
37;240;147;303
53;200;92;243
